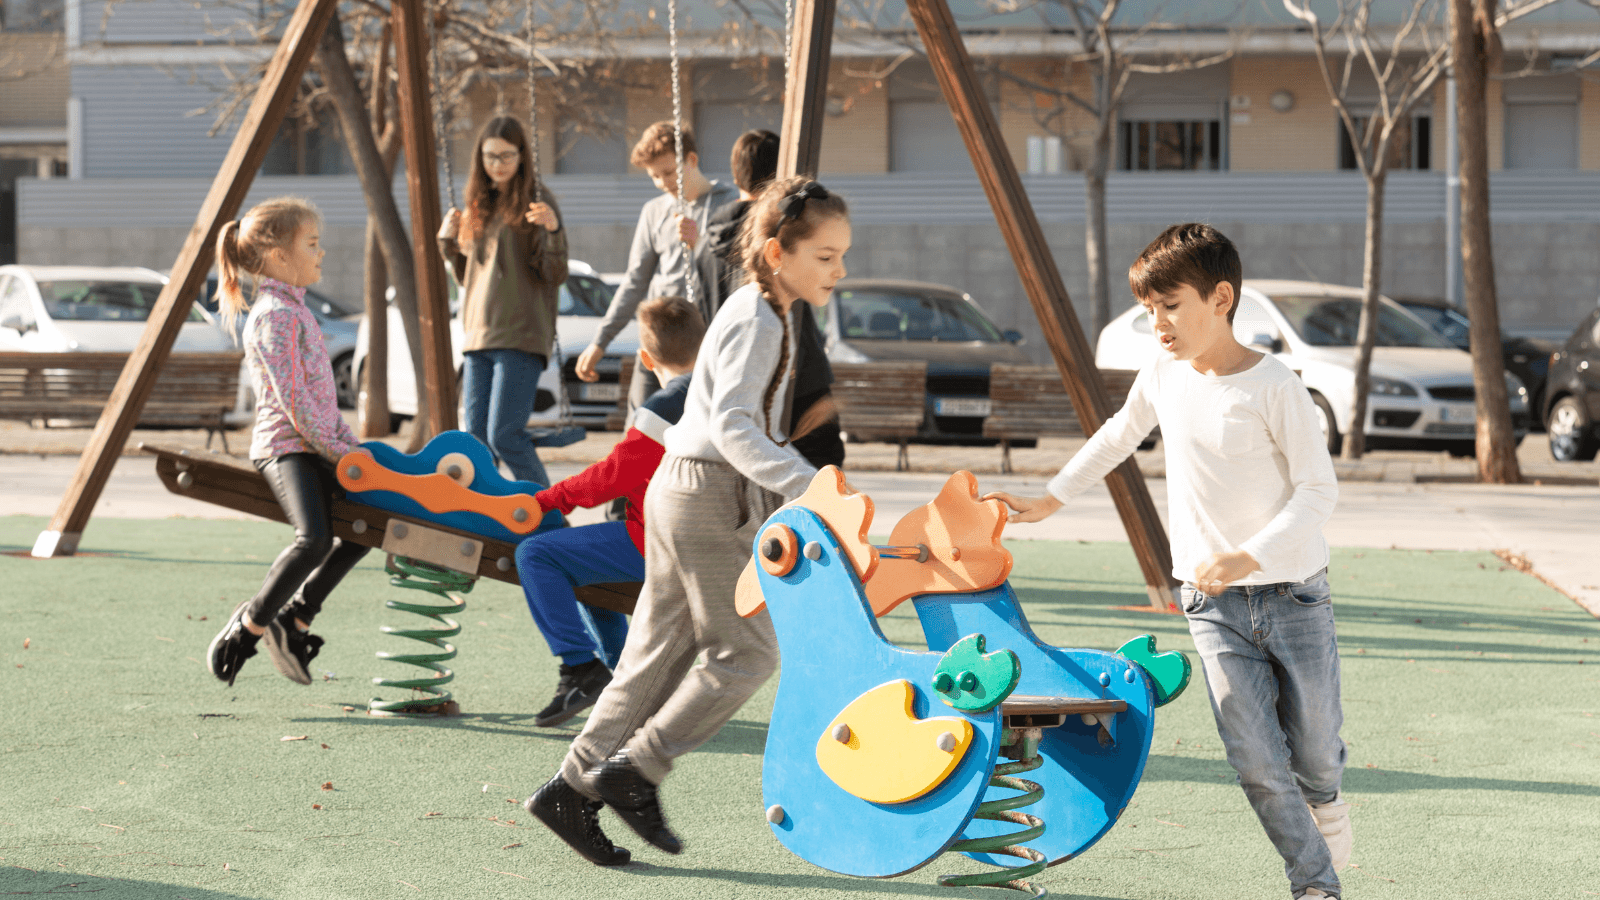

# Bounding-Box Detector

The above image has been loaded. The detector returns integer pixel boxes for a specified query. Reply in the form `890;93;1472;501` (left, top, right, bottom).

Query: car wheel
1309;391;1342;455
1546;395;1600;462
332;353;356;409
1443;440;1477;458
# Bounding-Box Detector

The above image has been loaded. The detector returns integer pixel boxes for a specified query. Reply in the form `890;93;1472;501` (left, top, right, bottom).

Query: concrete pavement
3;452;1594;617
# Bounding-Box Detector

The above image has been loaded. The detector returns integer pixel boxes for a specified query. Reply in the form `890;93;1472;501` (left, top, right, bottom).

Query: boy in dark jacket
516;297;705;726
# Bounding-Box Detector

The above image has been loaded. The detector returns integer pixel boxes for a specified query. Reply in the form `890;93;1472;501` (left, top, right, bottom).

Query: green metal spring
369;556;476;717
938;727;1049;898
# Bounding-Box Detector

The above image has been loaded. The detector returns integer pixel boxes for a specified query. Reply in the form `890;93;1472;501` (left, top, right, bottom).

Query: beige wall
818;59;889;173
1228;57;1337;171
1486;70;1504;171
1581;75;1600;170
0;34;68;128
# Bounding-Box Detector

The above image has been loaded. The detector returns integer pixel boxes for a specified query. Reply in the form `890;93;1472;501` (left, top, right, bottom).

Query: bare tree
1285;0;1448;461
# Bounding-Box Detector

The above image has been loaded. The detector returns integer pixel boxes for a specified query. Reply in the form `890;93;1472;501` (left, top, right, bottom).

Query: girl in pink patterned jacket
205;197;370;688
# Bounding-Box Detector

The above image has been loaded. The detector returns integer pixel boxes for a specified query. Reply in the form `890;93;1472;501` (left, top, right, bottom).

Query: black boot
525;774;630;867
206;602;261;686
584;750;682;854
534;660;612;727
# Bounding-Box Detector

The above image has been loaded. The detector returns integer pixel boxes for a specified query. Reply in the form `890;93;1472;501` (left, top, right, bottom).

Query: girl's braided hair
738;176;848;445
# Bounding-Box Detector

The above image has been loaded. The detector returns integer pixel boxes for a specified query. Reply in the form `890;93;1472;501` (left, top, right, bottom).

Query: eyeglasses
482;150;520;165
779;182;831;223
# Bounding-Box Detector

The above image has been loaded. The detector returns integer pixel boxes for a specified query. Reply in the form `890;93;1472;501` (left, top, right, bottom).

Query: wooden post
903;0;1180;611
777;0;837;178
32;0;339;558
391;0;457;440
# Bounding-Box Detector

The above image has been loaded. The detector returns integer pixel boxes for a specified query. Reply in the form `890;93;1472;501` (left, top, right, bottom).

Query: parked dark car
1394;296;1555;430
819;279;1030;442
1542;299;1600;462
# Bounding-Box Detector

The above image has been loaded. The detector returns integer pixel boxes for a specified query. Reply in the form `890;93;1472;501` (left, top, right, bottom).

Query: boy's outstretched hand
982;491;1062;524
1193;551;1260;596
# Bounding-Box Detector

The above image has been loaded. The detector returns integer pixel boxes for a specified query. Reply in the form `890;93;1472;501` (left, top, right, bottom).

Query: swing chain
428;0;458;211
666;0;697;312
525;0;541;205
784;0;794;81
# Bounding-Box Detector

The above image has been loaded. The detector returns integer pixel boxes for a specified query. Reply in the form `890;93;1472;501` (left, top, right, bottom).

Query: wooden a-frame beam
33;0;340;558
391;0;456;440
777;0;837;178
903;0;1181;611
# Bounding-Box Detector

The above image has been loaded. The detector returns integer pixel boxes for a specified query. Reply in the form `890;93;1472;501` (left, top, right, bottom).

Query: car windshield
561;275;613;316
1270;295;1454;349
39;280;206;323
834;289;1002;342
1400;302;1472;350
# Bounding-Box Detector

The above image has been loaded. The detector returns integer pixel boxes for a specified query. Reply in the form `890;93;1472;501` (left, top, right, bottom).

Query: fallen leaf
312;803;322;810
321;744;330;750
282;735;308;742
425;811;442;817
1155;820;1186;828
501;842;522;850
321;782;333;791
22;638;29;650
342;706;356;712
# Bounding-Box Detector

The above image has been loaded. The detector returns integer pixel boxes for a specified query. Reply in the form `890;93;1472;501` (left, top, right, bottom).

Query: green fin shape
1116;634;1191;707
932;633;1020;714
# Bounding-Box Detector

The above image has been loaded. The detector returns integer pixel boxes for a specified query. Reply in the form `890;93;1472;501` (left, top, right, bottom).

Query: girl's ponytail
216;220;248;337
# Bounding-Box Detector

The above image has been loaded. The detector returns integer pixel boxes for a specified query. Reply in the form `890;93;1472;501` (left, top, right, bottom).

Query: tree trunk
357;220;390;438
314;12;428;450
1084;69;1115;339
1344;170;1386;460
1451;0;1521;483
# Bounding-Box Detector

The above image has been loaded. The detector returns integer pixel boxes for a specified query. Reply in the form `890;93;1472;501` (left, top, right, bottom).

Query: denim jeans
1182;569;1345;899
462;348;550;488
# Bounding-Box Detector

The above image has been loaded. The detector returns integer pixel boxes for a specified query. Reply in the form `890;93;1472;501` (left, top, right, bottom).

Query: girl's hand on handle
1193;551;1259;596
575;344;604;383
981;491;1062;524
438;208;461;241
675;214;699;249
525;202;559;232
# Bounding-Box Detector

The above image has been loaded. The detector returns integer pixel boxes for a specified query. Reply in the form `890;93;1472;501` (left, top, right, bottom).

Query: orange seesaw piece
334;451;543;537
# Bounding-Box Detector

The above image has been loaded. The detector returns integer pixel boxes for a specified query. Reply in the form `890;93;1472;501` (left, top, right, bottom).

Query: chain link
667;0;697;312
525;0;541;205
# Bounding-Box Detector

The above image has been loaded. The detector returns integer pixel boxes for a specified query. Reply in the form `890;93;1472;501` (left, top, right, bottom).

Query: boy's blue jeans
516;521;639;669
1182;569;1345;899
462;348;551;489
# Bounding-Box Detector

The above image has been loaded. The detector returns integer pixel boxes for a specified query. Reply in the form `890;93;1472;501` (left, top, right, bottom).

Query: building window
693;60;782;176
1119;120;1223;171
888;58;995;173
1337;115;1431;171
1502;72;1578;169
261;112;353;176
1;0;63;31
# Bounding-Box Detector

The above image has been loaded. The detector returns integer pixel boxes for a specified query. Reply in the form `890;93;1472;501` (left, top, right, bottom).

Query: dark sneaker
262;619;325;685
206;602;261;686
534;660;612;727
525;774;630;867
584;751;682;854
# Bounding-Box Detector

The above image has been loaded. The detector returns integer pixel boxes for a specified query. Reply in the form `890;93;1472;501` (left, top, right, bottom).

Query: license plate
577;383;622;402
935;397;991;417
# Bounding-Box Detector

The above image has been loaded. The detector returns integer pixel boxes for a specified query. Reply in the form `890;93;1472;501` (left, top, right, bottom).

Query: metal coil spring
938;729;1049;898
369;556;475;717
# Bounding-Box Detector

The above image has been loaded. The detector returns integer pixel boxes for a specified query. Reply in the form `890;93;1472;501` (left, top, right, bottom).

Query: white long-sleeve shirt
664;283;817;501
1047;353;1338;586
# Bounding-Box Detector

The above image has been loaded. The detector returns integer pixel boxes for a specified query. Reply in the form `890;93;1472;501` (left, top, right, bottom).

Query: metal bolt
351;519;367;534
1098;672;1111;687
803;541;822;560
949;547;961;562
832;723;851;743
936;731;957;753
915;543;930;562
513;508;528;523
496;556;512;572
446;464;462;480
1125;668;1137;683
175;471;193;489
346;465;361;480
391;522;408;539
762;537;784;562
765;804;785;824
460;541;475;557
1080;713;1099;727
934;672;955;693
958;670;978;691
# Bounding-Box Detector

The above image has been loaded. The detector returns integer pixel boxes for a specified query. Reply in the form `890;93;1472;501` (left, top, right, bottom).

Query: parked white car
352;260;639;430
0;265;234;353
1095;279;1529;455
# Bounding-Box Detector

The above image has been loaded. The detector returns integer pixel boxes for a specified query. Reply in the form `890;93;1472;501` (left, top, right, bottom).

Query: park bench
983;364;1143;473
832;360;928;471
0;351;244;452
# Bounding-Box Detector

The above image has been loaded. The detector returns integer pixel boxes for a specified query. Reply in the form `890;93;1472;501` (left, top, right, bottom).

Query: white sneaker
1309;793;1352;872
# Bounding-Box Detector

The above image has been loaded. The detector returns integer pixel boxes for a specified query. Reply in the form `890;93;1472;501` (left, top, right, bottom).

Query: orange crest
863;471;1011;616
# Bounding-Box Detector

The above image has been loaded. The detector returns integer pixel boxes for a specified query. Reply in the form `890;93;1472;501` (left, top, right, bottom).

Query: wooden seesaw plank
142;444;639;616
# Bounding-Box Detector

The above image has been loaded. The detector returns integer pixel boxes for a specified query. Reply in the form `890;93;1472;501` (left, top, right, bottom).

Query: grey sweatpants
561;455;782;790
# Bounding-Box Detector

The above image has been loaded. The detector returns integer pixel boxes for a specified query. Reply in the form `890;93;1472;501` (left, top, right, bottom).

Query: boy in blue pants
517;296;705;727
988;224;1350;900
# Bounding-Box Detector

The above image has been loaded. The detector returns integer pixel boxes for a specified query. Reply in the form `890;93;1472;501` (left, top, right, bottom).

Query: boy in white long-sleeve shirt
988;223;1350;900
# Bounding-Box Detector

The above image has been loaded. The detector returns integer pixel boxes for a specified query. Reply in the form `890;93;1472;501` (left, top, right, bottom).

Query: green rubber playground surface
2;514;1597;899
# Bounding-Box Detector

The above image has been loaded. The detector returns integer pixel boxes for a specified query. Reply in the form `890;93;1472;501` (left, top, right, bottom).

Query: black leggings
245;453;370;628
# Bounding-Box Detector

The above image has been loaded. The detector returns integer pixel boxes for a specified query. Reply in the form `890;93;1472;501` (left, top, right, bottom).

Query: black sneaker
206;602;261;686
584;750;682;854
262;618;325;685
534;660;612;727
525;774;630;867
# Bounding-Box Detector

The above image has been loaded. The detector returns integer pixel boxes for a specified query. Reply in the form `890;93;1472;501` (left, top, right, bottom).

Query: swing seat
529;424;587;448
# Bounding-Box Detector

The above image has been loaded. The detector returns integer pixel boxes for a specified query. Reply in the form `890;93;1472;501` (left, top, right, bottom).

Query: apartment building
9;0;1600;344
